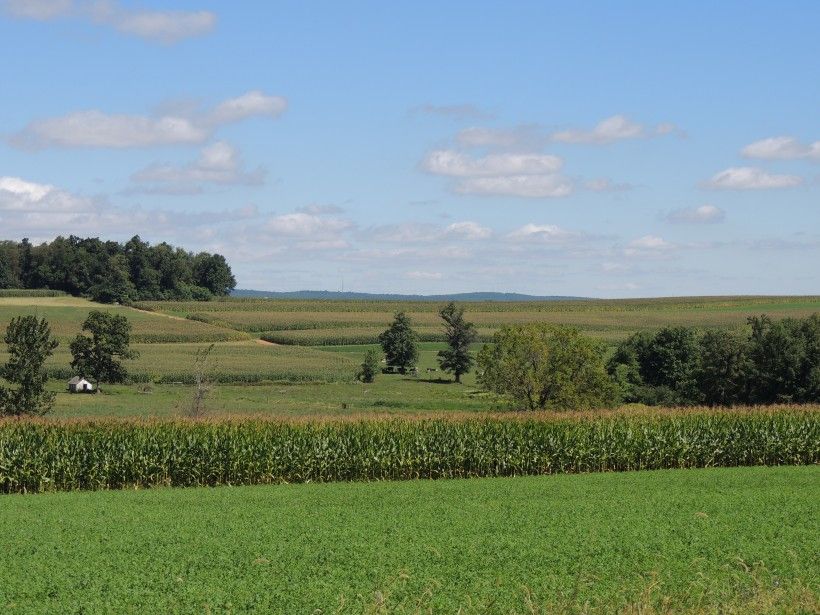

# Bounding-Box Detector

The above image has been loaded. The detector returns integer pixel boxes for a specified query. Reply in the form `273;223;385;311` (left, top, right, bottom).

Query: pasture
1;466;817;612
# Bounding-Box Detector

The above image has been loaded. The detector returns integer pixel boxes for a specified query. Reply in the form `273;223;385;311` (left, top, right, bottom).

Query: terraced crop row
134;296;820;346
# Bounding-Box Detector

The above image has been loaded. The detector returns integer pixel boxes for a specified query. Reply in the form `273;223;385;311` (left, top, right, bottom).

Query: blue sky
0;1;818;296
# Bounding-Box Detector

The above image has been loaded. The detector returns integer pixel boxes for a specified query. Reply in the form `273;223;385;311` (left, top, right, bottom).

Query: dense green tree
356;349;380;383
89;254;137;304
0;316;59;416
696;329;750;406
747;315;820;403
0;241;21;288
193;253;236;296
378;312;418;372
18;238;35;288
70;311;138;390
478;324;616;411
609;327;700;405
436;302;477;383
607;331;652;403
641;326;700;402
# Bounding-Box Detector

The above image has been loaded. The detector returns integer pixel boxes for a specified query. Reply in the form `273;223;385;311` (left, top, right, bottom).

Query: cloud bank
10;91;287;149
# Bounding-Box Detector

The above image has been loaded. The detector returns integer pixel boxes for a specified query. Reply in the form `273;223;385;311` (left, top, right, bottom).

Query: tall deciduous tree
70;311;138;391
437;302;477;383
478;324;616;411
378;312;418;372
0;316;59;416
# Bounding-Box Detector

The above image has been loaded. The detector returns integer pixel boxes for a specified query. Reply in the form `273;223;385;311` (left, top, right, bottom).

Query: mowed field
1;466;817;613
1;294;819;418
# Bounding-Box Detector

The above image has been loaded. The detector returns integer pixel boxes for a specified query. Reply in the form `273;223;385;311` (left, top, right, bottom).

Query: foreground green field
1;466;816;613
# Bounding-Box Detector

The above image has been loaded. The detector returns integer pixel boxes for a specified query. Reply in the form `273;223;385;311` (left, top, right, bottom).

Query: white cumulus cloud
444;221;492;240
741;136;820;160
422;150;562;177
207;91;288;125
422;150;571;198
624;235;676;257
131;142;265;192
456;175;572;198
507;223;576;242
0;176;96;212
705;167;802;190
265;212;352;238
551;115;646;144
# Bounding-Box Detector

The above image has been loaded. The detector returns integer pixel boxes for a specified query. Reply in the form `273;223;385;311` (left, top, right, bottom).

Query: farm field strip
136;295;820;345
0;466;816;613
0;340;358;384
0;300;247;343
3;408;815;492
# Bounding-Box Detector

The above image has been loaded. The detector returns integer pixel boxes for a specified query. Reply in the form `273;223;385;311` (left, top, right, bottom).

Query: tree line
371;306;819;410
609;315;820;406
0;235;236;303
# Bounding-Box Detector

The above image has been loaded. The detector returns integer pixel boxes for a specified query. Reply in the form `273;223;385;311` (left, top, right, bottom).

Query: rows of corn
2;410;817;493
137;296;820;347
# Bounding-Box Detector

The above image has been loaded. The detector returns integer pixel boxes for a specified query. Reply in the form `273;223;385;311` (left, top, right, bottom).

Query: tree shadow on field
402;377;454;385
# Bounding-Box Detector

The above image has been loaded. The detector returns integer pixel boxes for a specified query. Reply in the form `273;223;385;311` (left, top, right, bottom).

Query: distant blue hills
231;289;589;301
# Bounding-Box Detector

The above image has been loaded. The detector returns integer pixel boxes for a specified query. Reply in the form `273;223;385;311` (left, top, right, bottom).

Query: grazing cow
426;367;437;373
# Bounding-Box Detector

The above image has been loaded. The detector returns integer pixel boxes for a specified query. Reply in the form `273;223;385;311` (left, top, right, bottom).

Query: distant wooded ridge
0;236;235;304
231;289;589;301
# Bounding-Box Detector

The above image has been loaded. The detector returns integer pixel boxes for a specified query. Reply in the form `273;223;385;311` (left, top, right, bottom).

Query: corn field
1;410;816;493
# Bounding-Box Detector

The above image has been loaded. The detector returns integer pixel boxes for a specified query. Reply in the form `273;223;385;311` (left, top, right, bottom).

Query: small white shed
68;376;94;393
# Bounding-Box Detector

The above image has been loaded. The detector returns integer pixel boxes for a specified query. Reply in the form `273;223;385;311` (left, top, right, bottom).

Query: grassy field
36;341;486;418
1;466;817;613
